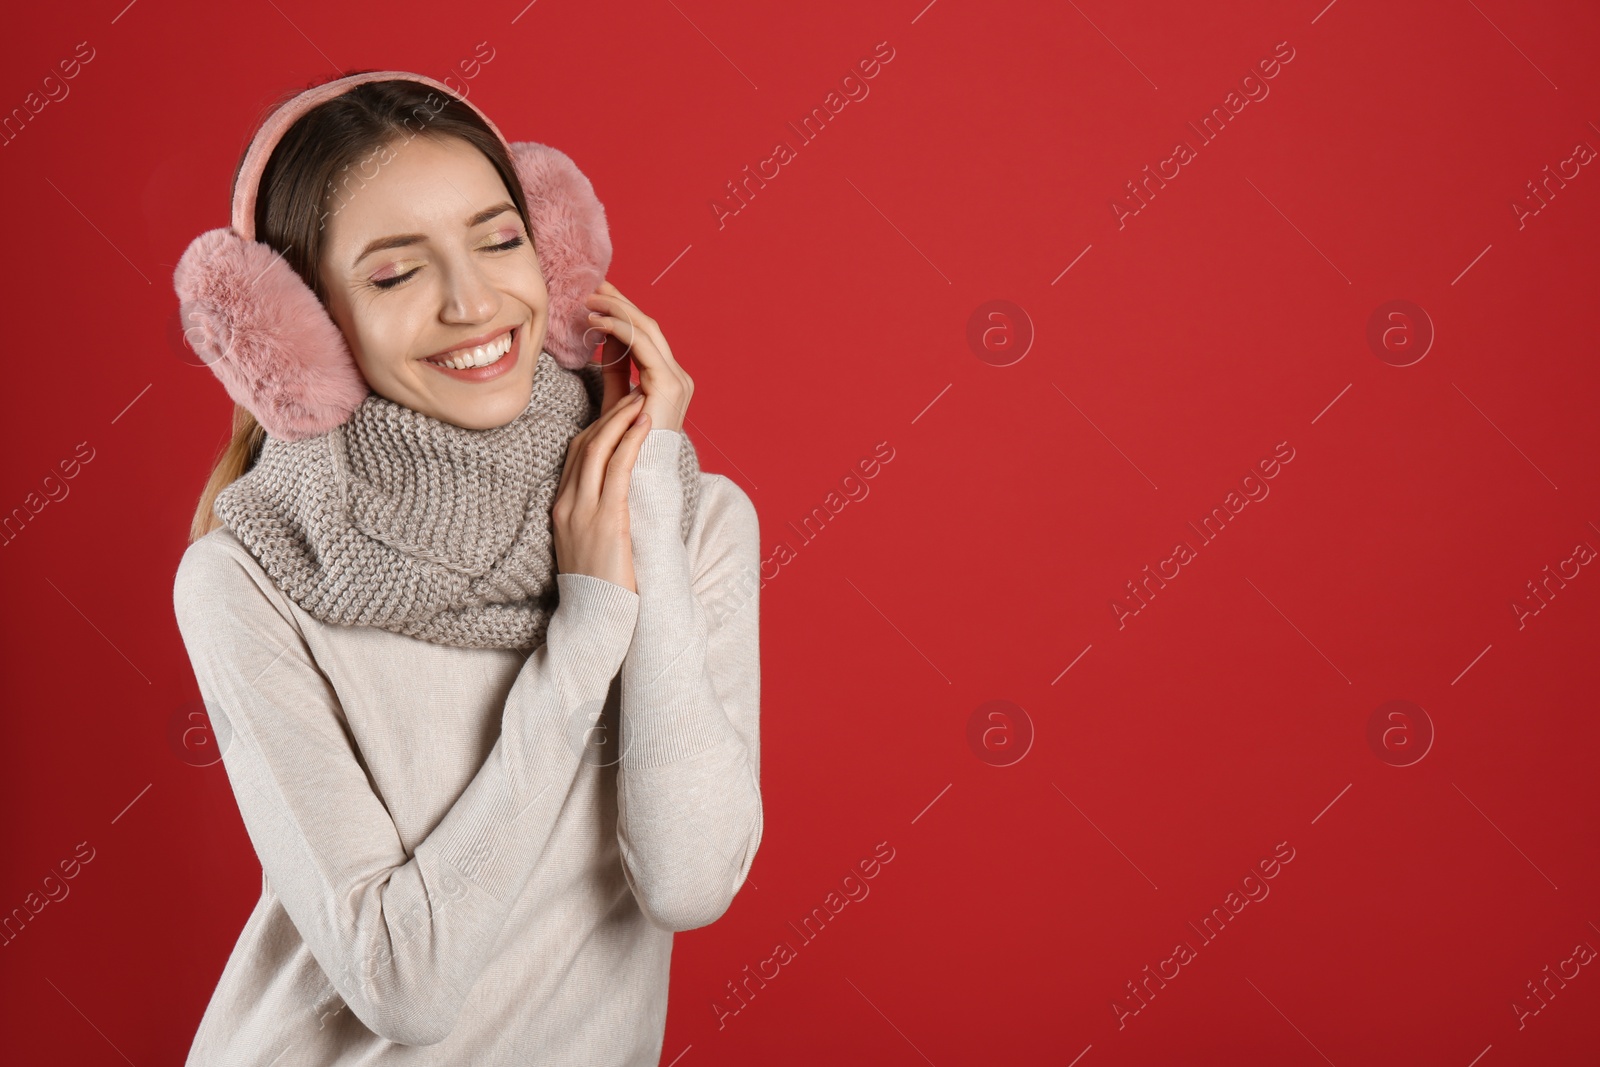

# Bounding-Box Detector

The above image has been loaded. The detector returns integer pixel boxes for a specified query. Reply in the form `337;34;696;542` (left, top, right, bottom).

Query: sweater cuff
636;426;683;474
554;572;640;669
630;428;686;543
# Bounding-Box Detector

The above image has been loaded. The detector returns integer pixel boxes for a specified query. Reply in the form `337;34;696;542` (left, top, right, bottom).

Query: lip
418;324;521;383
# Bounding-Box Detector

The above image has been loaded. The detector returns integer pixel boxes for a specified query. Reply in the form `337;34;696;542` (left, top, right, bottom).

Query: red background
3;1;1598;1063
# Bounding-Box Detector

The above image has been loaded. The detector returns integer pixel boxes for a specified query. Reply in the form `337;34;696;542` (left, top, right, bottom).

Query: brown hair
188;71;529;544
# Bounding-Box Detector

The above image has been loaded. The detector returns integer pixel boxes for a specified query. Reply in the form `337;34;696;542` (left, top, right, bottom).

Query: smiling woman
170;69;762;1066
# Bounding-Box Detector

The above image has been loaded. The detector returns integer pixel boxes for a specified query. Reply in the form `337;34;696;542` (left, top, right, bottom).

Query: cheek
510;251;549;305
342;303;422;376
525;280;550;315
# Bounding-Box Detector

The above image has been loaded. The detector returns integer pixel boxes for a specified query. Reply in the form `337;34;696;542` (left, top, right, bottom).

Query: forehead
322;134;509;250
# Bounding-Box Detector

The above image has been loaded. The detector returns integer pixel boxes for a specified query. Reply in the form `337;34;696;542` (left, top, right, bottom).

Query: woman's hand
551;390;652;593
584;280;694;432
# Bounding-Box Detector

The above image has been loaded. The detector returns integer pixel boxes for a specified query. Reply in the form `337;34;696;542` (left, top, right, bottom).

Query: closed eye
369;234;528;292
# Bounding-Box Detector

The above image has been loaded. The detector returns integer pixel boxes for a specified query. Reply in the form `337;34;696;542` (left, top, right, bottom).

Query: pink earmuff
173;70;612;441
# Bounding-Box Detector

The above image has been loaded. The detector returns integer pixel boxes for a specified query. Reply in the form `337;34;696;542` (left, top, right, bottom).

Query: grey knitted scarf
212;348;701;651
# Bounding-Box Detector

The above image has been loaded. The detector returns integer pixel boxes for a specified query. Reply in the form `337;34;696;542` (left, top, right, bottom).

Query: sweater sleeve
614;428;763;931
173;535;639;1046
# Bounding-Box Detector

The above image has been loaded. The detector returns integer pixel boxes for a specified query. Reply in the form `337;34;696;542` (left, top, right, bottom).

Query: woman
171;69;761;1064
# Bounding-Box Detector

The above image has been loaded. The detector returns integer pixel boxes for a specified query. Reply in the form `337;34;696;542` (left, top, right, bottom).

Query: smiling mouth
422;327;516;370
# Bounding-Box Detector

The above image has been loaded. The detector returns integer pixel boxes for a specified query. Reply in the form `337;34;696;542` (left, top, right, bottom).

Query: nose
439;251;500;324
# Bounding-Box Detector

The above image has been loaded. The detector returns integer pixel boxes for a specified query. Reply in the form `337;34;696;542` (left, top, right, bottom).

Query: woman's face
318;133;548;429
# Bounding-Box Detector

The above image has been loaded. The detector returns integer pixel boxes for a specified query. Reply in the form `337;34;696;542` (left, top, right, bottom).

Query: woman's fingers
556;393;645;509
586;283;671;380
587;292;662;363
584;281;693;432
600;407;651;512
589;328;635;415
586;283;653;412
595;280;648;323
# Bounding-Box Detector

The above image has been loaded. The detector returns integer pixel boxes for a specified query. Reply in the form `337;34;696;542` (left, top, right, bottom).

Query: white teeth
425;330;513;370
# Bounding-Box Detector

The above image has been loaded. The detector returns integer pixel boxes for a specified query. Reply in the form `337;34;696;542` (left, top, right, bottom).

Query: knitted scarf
212;348;701;651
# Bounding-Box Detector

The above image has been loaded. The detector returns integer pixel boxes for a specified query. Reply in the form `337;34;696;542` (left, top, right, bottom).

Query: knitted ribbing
212;348;701;650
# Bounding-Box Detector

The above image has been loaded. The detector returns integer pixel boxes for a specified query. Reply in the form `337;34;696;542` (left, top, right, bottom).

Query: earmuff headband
230;70;512;241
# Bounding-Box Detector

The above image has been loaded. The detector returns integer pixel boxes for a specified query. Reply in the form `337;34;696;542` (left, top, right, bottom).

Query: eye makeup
368;232;528;292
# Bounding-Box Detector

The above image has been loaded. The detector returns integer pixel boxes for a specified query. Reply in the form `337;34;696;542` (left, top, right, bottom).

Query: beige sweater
173;427;762;1064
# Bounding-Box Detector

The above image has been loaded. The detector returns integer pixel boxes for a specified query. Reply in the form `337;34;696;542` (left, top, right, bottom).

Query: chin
447;373;535;430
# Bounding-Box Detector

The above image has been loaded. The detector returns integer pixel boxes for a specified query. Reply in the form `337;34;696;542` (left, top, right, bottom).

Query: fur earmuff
511;142;613;371
175;228;371;442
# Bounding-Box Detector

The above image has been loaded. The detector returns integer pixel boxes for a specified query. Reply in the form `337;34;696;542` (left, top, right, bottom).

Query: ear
509;142;613;371
174;227;371;442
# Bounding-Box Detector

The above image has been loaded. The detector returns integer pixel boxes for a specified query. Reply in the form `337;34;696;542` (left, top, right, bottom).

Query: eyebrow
352;202;518;267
